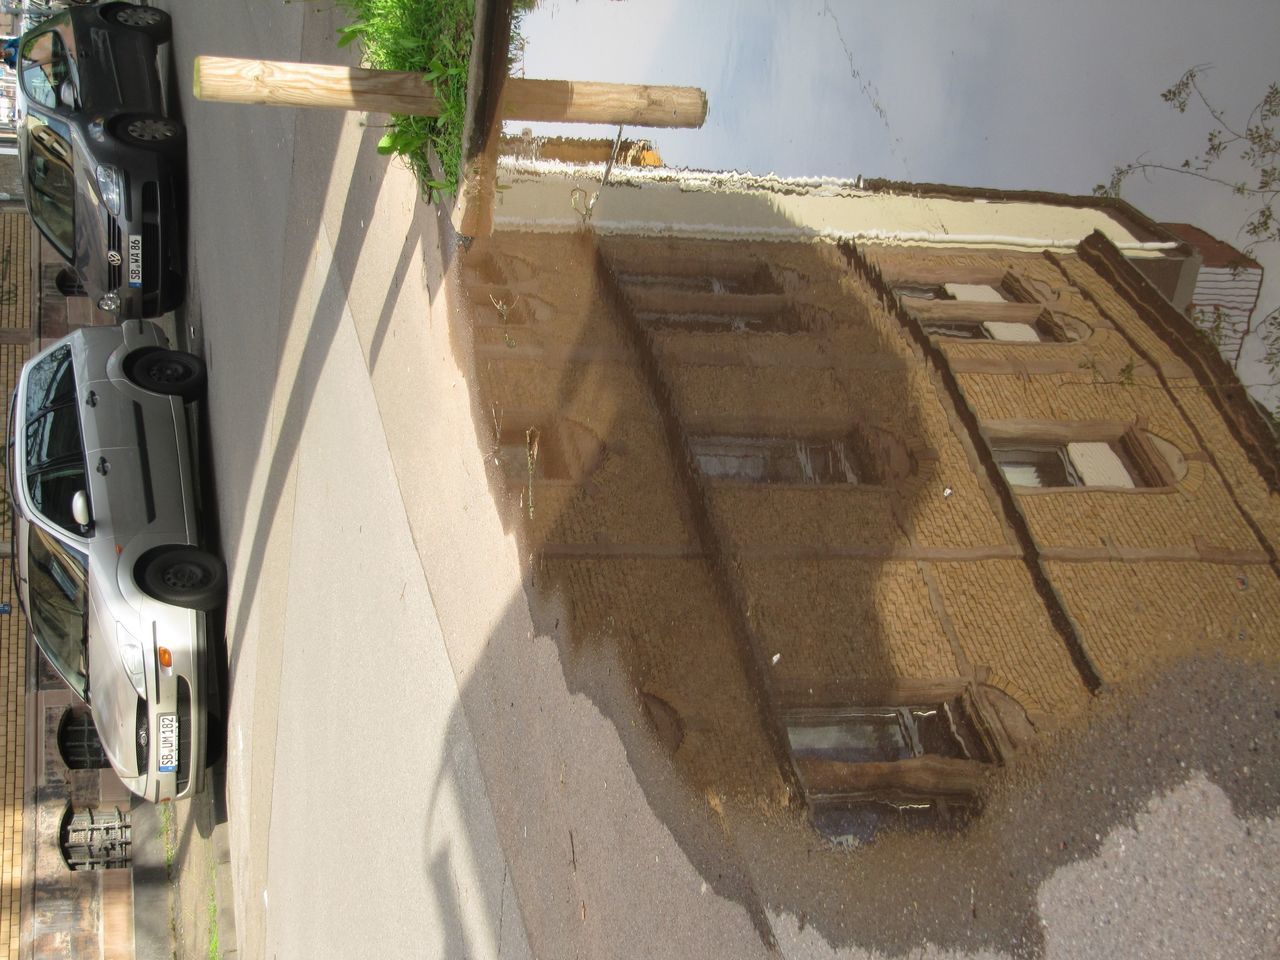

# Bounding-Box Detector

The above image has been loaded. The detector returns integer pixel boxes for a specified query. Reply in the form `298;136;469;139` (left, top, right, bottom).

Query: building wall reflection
462;169;1280;841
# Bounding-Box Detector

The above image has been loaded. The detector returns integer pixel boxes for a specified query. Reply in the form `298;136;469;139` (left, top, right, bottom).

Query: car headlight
95;164;122;215
97;291;121;313
117;624;148;698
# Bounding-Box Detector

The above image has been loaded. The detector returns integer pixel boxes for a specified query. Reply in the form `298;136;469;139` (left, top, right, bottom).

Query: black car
16;2;185;319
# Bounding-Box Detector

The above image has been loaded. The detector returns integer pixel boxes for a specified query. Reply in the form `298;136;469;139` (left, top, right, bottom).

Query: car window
28;460;87;531
27;524;88;701
23;114;75;260
24;345;76;416
22;346;87;534
25;409;82;472
19;25;69;110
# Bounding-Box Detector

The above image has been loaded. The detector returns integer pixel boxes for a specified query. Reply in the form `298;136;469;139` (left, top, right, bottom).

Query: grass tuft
335;0;476;198
207;885;220;960
159;801;177;874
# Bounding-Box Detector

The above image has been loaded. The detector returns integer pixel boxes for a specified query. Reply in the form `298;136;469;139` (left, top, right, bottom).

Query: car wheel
124;348;207;401
112;114;185;154
136;547;226;612
104;3;172;42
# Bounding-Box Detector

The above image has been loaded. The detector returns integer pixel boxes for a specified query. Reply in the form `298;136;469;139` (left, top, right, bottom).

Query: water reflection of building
1158;221;1265;351
499;129;662;167
464;164;1280;842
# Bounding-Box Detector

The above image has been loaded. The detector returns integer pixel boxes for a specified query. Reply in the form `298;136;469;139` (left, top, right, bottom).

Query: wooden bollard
193;56;708;129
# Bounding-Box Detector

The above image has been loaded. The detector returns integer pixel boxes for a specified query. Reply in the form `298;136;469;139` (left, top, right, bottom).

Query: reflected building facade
463;164;1280;841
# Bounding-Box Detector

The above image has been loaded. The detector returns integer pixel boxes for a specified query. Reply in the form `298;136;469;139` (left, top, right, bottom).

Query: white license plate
127;234;143;288
158;713;179;773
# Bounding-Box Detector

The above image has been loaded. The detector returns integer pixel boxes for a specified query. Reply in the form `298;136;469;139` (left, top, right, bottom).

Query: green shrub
336;0;475;197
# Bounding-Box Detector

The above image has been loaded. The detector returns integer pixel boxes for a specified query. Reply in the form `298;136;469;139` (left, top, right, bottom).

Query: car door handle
96;456;110;475
85;390;97;407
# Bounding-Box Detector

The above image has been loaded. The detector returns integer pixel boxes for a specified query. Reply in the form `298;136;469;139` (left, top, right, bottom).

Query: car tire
136;547;226;611
103;3;172;42
111;114;185;154
124;348;207;401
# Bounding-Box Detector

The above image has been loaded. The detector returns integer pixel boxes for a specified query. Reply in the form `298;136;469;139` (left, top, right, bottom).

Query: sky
511;0;1280;403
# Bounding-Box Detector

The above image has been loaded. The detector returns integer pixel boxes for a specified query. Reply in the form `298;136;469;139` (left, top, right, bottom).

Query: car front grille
135;697;149;774
107;217;123;291
176;678;192;794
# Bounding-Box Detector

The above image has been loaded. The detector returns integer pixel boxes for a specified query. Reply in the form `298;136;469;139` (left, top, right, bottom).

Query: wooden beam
193;56;708;129
193;56;444;115
499;78;707;129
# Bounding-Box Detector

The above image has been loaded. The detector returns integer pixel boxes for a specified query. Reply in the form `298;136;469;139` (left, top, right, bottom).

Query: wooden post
499;78;706;128
193;56;708;129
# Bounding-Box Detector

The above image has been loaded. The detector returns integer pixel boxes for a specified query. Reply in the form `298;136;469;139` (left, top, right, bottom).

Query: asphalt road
147;2;1280;959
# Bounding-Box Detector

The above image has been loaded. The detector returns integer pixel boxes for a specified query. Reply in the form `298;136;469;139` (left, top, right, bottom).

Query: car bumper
93;154;185;320
117;603;208;802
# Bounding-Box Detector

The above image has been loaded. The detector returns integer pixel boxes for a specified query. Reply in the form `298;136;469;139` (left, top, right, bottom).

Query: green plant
335;0;475;198
205;856;221;960
159;801;176;873
207;885;220;960
1076;354;1137;386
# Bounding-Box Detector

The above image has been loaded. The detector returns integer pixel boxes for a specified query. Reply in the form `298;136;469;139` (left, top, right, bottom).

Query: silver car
7;320;222;802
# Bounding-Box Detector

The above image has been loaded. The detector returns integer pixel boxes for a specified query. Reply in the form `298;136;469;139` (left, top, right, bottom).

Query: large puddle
450;1;1280;953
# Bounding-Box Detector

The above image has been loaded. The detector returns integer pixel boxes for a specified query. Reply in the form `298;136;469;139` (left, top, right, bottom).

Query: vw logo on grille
107;251;122;267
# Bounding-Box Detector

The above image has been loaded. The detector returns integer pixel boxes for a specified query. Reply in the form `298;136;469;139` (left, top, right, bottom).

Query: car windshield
27;523;88;701
23;114;76;261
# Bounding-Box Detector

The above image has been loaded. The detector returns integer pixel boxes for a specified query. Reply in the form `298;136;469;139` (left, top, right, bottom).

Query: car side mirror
71;490;91;530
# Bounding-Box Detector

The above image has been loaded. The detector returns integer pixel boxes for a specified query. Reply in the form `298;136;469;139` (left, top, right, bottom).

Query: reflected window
23;347;87;532
59;805;132;871
23;114;77;260
788;711;914;763
898;282;1013;303
495;417;605;488
896;279;1031;305
27;525;89;701
498;424;569;487
992;444;1079;487
786;703;989;767
691;435;870;485
920;319;992;340
894;283;949;301
922;318;1064;343
992;437;1157;488
785;700;992;844
57;707;109;770
19;24;70;109
943;282;1010;303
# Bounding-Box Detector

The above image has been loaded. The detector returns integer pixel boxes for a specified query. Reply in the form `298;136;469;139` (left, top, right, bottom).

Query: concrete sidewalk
178;3;534;955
